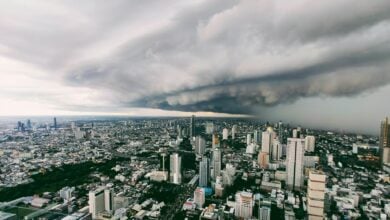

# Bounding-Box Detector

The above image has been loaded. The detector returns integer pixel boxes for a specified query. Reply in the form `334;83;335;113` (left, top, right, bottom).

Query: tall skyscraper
254;130;259;144
170;153;182;184
222;128;229;140
89;188;105;219
286;138;305;190
104;189;114;213
261;127;275;153
212;148;222;179
190;115;195;138
305;136;316;152
246;133;252;146
271;139;282;161
206;122;214;134
199;157;209;187
195;136;206;156
380;117;390;166
212;133;220;149
232;125;238;139
307;170;326;220
235;191;254;219
278;121;284;144
53;117;57;130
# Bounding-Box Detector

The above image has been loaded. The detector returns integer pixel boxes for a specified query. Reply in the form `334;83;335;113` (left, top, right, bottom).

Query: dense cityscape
0;116;389;220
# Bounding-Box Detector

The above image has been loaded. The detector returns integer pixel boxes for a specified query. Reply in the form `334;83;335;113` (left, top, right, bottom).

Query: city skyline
1;0;390;134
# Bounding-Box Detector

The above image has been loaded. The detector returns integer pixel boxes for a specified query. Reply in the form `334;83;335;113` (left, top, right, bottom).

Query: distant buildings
170;153;182;184
232;125;238;139
286;137;305;190
380;117;390;166
222;128;229;140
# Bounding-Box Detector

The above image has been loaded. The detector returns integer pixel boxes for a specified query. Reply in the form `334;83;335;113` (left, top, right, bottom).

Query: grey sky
0;0;389;134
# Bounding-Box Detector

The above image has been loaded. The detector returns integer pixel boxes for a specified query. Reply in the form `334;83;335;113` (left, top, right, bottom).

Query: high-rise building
53;117;57;130
194;187;205;208
206;122;214;134
222;128;229;140
234;191;254;219
380;117;390;166
89;188;105;219
232;125;238;139
261;127;276;153
195;136;206;156
246;133;252;146
258;198;271;220
307;170;326;220
190;115;195;138
104;189;114;213
212;133;220;149
292;129;298;138
305;136;316;152
258;152;269;169
212;148;222;179
254;130;259;144
170;153;182;184
271;139;282;161
199;157;209;187
278;121;284;144
286;138;305;190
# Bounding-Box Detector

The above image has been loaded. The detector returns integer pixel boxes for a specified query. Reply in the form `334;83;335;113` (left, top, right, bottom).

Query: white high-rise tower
170;153;182;184
286;138;305;190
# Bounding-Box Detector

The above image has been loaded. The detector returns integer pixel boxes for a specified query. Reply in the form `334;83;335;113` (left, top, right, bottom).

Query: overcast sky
1;0;390;134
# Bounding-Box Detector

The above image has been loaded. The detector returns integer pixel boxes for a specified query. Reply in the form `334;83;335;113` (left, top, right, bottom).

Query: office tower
305;136;316;152
104;189;114;213
206;122;214;134
161;153;167;171
199;157;209;187
246;143;255;155
194;187;205;208
258;198;271;220
195;136;206;156
232;125;238;139
286;138;305;190
26;119;31;129
234;191;254;219
380;117;390;166
278;121;284;144
254;130;259;144
246;133;252;146
89;188;105;219
222;128;229;140
212;133;220;149
190;115;195;138
271;139;282;161
212;148;222;179
53;117;57;130
170;153;182;184
307;170;326;220
177;125;182;138
262;127;276;153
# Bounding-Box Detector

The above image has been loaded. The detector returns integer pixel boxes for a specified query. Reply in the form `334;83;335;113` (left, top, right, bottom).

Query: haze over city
1;0;390;132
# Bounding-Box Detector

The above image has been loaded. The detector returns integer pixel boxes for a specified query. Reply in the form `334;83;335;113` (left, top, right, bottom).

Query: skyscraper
190;115;195;138
271;139;282;161
278;121;284;144
195;136;206;156
104;189;114;213
254;130;259;144
232;125;238;139
170;153;182;184
286;138;305;190
235;191;254;219
89;188;105;219
199;157;209;187
212;133;220;149
307;170;326;220
380;117;390;166
261;127;275;153
305;136;316;152
246;133;252;146
53;117;57;130
222;128;229;140
212;148;221;179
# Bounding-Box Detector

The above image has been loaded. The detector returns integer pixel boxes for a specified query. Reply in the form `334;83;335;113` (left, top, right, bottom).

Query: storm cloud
1;0;390;131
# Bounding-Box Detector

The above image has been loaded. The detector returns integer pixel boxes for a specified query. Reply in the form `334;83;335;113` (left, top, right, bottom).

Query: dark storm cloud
1;0;390;119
